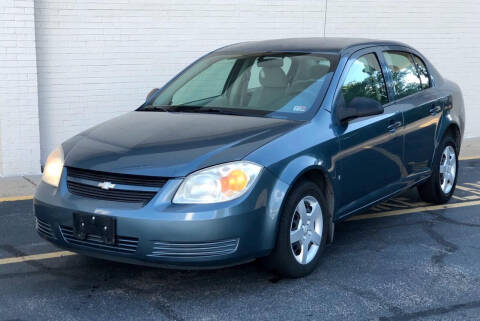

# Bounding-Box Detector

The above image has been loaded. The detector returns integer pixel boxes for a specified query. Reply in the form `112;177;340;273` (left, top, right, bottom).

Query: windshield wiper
170;106;243;116
141;105;170;112
142;104;252;116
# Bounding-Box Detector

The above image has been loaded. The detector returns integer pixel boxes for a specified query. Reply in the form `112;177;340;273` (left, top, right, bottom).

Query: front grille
67;181;157;205
35;217;55;239
148;239;239;259
66;167;168;205
60;225;138;254
67;167;168;188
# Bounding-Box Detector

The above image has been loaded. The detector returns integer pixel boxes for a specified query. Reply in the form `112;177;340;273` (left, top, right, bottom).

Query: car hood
63;111;301;177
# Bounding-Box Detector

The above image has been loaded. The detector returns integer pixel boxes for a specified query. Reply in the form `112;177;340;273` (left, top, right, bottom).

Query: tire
263;181;328;278
418;134;458;204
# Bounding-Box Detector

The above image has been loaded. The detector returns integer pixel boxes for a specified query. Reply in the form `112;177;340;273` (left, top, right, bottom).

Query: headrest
257;58;284;68
259;67;287;88
310;64;330;79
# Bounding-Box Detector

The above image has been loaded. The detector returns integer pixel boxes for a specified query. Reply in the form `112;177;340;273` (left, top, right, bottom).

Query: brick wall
34;0;326;164
326;0;480;140
0;0;40;176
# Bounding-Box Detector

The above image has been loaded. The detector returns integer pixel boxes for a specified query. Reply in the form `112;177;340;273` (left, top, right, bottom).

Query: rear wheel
263;181;328;278
418;135;458;204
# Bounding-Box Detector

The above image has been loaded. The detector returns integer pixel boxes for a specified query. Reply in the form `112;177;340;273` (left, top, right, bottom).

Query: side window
172;59;235;105
341;53;388;107
412;55;430;89
383;51;422;99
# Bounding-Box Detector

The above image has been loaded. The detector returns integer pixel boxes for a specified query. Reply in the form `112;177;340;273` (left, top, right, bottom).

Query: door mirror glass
146;88;159;102
339;97;383;121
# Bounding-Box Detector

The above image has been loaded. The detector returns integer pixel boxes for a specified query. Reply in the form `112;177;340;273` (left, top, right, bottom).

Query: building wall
326;0;480;139
0;0;40;176
34;0;326;165
1;0;479;176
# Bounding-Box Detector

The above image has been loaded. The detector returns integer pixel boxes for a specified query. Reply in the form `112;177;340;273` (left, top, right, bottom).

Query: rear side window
383;51;422;99
341;53;389;106
412;55;430;89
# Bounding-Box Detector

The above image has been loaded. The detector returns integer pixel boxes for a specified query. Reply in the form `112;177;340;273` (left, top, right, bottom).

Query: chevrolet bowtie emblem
98;181;116;190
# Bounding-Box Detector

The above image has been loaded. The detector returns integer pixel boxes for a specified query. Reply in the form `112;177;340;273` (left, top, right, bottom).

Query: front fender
245;109;339;187
246;111;339;248
274;155;331;187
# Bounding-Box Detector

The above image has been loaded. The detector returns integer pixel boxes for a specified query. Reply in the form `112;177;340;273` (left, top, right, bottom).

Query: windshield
142;53;339;121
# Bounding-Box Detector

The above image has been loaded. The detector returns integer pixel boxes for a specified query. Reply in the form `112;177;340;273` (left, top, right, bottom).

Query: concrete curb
0;175;41;198
460;136;480;159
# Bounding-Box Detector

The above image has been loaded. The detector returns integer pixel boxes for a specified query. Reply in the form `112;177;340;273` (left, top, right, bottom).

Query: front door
334;50;405;217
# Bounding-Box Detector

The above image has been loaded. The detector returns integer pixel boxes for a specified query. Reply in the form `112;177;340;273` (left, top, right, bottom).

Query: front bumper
33;169;289;269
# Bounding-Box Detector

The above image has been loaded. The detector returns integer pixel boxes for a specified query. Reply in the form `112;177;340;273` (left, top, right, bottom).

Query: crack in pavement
421;220;458;266
432;211;480;227
335;208;480;321
22;176;37;187
377;299;480;321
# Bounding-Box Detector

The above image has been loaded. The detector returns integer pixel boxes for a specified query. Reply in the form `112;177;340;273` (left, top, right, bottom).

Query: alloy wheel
439;145;456;194
289;195;323;265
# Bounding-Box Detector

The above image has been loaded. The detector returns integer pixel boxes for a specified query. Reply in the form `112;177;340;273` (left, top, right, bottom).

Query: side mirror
338;96;383;122
145;88;159;102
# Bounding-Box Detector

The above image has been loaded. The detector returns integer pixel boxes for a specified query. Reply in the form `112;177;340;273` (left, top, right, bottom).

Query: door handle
429;105;442;115
387;121;402;132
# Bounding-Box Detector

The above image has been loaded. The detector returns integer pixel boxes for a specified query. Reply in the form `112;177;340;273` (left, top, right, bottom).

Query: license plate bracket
73;213;116;245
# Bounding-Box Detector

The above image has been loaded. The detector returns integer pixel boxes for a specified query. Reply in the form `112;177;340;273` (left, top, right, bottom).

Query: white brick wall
0;0;40;176
34;0;326;163
1;0;479;176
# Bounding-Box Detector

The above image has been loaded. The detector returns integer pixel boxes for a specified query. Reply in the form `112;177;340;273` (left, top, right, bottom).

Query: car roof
214;37;410;55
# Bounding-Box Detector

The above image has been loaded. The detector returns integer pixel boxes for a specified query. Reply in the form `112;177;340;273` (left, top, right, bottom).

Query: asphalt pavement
1;159;480;321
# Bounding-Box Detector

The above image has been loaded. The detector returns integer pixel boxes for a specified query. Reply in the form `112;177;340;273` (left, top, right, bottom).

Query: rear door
382;49;444;179
334;48;405;217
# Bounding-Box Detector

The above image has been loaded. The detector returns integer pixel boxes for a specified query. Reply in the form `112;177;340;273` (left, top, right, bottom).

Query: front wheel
418;135;459;204
263;181;328;278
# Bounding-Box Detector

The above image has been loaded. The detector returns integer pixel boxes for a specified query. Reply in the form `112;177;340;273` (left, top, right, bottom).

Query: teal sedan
34;38;465;277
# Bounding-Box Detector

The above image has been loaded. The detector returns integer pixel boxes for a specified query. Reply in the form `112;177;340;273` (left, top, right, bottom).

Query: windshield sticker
293;105;307;112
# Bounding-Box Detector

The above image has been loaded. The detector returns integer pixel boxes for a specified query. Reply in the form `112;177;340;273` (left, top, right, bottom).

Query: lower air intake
60;225;139;254
148;239;239;259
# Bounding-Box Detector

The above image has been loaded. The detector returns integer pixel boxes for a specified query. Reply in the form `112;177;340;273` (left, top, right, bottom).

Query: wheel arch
434;115;463;162
288;167;335;221
273;160;336;244
443;123;461;152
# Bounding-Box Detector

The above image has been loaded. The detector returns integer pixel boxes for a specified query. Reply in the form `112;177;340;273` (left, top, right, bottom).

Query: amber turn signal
221;169;248;193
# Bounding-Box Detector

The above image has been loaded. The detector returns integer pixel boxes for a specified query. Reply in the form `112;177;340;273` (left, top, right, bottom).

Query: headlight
173;161;263;204
42;145;64;187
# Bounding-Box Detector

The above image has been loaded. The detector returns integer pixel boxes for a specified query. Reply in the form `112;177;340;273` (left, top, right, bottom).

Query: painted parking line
0;195;33;203
456;185;480;195
0;250;76;265
349;199;480;221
